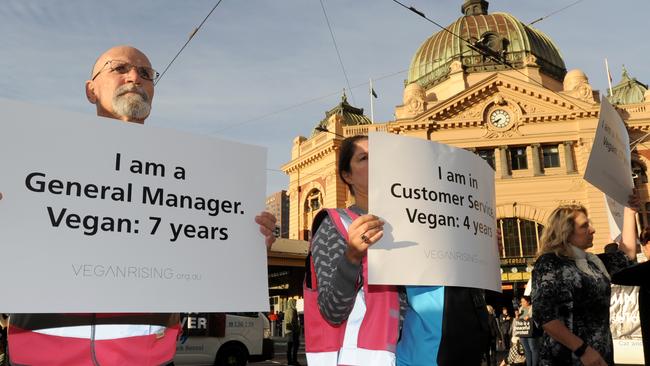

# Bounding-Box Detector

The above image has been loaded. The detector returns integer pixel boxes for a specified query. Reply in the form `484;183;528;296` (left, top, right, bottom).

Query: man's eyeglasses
91;60;159;82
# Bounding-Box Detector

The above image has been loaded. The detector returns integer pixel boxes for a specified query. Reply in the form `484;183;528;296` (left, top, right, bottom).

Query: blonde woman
531;198;638;366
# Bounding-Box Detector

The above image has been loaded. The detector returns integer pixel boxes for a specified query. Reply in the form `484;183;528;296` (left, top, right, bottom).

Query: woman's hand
345;214;384;264
255;211;277;250
580;345;607;366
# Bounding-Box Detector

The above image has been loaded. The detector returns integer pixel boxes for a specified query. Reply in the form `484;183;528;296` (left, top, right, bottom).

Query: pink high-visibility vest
304;208;400;366
9;313;179;366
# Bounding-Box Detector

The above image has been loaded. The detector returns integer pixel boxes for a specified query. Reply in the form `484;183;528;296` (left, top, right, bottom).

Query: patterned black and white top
531;250;631;366
311;206;364;324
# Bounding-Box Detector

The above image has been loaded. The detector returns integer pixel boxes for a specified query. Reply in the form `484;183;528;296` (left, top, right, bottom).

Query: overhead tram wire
392;0;513;69
391;0;471;51
266;167;344;182
319;0;356;106
212;66;411;134
216;2;595;138
390;0;594;116
528;0;586;25
154;0;224;86
629;129;650;150
219;0;593;135
265;125;372;179
213;53;470;134
266;166;335;180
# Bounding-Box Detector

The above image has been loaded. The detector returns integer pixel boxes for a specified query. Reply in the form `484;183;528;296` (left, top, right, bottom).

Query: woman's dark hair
338;135;367;196
522;295;532;304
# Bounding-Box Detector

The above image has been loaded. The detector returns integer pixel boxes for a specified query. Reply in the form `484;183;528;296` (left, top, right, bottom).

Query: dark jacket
437;287;490;365
499;313;512;335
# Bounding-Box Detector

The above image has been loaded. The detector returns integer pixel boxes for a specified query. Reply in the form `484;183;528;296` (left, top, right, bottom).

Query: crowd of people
3;43;648;366
278;133;643;366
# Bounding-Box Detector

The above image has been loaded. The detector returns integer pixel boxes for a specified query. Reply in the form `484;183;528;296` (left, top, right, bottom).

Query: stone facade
280;5;650;287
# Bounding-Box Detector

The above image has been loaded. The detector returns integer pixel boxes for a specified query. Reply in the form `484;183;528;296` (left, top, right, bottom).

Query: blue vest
397;286;490;366
397;286;445;366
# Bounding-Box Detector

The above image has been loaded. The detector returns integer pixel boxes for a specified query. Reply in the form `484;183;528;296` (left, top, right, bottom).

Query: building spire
622;65;630;80
462;0;489;16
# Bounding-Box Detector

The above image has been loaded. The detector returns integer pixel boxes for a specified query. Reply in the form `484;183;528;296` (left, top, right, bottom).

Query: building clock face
490;109;511;128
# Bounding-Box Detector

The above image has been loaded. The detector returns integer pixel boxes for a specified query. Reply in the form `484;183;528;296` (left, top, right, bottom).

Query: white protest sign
368;133;501;292
605;194;624;241
0;99;269;312
584;97;633;206
610;285;644;364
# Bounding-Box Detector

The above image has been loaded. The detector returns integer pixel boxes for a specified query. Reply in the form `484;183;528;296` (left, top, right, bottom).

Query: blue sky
1;0;648;195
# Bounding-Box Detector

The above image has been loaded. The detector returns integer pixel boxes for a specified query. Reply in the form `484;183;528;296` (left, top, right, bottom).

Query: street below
249;336;305;366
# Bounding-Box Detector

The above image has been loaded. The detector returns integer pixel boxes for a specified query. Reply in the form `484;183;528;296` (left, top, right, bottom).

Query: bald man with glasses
7;45;180;366
7;45;277;366
86;45;157;123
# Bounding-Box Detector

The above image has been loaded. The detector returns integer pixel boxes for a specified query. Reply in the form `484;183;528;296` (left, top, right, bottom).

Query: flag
608;69;613;84
605;58;614;94
369;78;376;123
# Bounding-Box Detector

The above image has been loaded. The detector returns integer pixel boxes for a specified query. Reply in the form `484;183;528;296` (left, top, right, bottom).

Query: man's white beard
112;85;151;120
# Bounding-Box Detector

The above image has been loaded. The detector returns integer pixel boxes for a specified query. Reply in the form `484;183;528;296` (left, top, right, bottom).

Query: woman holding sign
531;198;638;366
516;296;540;366
301;135;489;366
302;135;400;365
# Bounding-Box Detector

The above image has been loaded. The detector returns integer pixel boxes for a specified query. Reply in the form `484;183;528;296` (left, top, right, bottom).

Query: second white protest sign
368;133;501;291
584;96;633;206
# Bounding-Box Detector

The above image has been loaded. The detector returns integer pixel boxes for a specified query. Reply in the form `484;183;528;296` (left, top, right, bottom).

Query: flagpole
369;78;375;123
605;58;613;97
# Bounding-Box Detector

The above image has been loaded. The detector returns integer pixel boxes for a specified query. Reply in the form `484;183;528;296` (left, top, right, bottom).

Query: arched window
301;189;323;240
303;189;322;213
499;218;544;258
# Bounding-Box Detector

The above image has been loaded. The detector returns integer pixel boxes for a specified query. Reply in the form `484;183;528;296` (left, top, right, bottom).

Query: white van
174;312;274;366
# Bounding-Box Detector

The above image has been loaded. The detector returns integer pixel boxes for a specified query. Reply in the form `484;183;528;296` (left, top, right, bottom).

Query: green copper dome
408;3;566;89
312;93;371;137
607;67;648;105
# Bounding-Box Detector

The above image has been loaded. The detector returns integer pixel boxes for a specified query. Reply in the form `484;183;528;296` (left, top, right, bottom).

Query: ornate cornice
282;144;337;174
392;73;600;133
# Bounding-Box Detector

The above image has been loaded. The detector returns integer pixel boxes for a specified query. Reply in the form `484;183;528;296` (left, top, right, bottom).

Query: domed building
608;66;649;105
407;0;566;91
276;0;650;299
